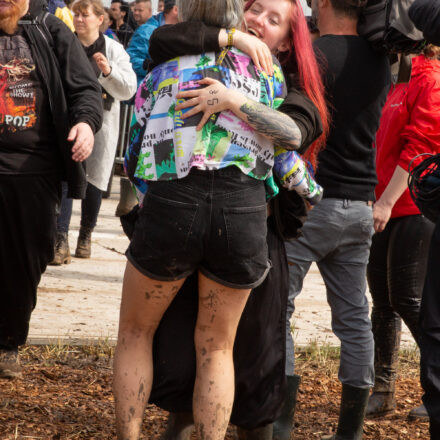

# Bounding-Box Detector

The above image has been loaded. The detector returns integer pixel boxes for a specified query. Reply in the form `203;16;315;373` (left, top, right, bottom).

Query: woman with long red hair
150;0;329;171
127;1;329;439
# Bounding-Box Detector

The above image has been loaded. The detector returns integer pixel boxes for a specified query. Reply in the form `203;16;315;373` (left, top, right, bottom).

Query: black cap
409;0;440;46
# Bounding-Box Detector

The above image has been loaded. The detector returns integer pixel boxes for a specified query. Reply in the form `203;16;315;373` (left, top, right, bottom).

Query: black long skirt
149;217;289;429
0;174;60;349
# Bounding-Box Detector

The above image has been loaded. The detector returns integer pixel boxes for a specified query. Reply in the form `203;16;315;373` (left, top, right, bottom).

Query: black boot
75;226;93;259
408;403;429;421
159;412;194;440
236;424;273;439
273;374;301;440
322;384;370;440
49;232;71;265
366;311;401;417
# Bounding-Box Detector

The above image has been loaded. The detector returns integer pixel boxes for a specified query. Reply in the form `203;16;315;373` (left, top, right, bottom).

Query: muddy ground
0;346;428;439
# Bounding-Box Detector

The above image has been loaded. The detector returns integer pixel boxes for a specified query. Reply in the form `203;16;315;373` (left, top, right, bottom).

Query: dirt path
31;177;415;347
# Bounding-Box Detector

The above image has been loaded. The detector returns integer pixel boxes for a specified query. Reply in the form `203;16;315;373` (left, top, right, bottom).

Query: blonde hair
424;44;440;60
72;0;105;17
177;0;243;28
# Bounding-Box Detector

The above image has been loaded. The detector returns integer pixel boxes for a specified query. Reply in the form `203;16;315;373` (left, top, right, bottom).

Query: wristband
226;28;235;47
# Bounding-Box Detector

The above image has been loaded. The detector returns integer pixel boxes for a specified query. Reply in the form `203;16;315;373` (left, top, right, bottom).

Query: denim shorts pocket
223;204;267;259
141;192;198;255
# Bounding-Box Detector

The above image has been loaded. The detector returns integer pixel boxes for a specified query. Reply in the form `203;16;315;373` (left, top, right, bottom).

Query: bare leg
113;262;185;440
193;273;252;440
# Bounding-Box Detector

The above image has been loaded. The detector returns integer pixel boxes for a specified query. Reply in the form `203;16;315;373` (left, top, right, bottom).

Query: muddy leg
113;262;185;440
193;273;251;440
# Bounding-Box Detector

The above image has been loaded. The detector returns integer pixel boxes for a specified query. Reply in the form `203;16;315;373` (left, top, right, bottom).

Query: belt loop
343;199;349;209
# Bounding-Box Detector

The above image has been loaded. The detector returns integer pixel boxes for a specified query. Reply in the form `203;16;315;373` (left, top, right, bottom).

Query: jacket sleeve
399;75;440;171
278;86;323;154
46;14;103;133
100;39;137;101
126;19;158;82
149;22;221;66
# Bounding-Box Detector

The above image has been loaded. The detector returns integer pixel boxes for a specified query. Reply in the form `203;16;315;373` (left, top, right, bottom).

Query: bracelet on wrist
226;28;235;47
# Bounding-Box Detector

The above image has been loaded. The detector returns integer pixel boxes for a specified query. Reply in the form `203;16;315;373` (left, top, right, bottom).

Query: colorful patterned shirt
126;48;286;191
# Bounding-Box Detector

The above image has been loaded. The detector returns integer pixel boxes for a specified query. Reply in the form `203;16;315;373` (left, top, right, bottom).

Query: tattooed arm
175;77;302;151
238;101;302;150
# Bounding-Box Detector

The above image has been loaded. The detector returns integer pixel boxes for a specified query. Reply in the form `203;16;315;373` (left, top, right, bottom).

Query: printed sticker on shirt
0;35;37;134
0;57;37;133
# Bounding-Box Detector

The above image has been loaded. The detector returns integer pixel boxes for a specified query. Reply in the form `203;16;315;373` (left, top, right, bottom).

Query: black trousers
57;181;103;233
420;217;440;439
0;174;60;349
368;215;434;343
149;218;289;430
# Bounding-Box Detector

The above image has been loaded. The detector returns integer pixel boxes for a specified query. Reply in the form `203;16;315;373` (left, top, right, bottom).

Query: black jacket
409;0;440;46
20;0;103;198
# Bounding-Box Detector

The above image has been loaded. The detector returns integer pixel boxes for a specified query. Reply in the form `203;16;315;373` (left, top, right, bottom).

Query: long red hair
245;0;329;169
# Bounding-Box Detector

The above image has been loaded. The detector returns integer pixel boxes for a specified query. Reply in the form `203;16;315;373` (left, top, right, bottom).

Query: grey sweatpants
285;198;375;389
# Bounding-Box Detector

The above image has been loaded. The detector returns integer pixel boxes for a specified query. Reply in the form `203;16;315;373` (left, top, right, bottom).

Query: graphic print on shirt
129;49;286;186
0;34;37;134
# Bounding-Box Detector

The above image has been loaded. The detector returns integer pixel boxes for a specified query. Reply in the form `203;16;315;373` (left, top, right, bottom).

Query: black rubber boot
273;374;301;440
159;412;194;440
236;424;273;439
408;403;429;421
322;384;370;440
115;177;138;217
366;311;401;417
49;232;71;265
75;226;93;259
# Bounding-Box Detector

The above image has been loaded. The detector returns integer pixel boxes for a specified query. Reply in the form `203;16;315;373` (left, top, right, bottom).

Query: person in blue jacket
126;0;178;84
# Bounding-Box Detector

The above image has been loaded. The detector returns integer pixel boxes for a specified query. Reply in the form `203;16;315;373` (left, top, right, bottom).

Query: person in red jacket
366;46;440;420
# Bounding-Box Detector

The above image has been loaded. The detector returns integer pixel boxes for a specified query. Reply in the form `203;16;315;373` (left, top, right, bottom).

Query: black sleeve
149;21;221;66
279;86;323;154
46;14;103;133
409;0;440;45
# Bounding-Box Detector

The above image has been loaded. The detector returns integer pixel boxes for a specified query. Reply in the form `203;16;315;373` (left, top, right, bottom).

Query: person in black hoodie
0;0;102;379
408;2;440;438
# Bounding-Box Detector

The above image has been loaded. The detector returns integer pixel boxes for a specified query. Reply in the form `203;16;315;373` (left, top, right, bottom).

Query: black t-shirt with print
0;28;58;174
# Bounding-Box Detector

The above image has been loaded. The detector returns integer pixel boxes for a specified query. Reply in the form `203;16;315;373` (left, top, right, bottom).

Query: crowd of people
1;0;440;439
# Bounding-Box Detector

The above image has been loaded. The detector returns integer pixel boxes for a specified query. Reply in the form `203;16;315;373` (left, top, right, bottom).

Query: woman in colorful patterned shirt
111;0;317;438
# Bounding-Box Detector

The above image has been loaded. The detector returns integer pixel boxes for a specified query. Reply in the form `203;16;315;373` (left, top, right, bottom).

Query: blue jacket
127;12;165;84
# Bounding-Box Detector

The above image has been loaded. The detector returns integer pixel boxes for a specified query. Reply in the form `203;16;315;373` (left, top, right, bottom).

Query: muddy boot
50;232;71;265
236;424;273;439
115;177;137;217
408;403;429;421
159;412;194;440
273;374;301;440
0;348;22;379
322;384;370;440
75;226;93;259
366;311;401;417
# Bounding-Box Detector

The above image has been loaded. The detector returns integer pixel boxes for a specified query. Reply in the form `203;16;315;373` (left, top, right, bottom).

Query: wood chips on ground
0;346;429;439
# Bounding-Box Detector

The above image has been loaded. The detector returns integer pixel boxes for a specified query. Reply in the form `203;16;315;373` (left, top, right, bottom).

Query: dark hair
306;16;319;34
329;0;366;19
111;0;129;12
164;1;176;13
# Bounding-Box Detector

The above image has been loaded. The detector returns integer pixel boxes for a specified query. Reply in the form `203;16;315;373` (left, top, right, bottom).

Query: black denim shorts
126;167;271;289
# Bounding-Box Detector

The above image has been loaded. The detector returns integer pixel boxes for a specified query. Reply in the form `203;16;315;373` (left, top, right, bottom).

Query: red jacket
375;55;440;218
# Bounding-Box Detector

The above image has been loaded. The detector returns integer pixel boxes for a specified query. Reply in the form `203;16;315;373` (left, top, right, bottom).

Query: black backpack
358;0;426;54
